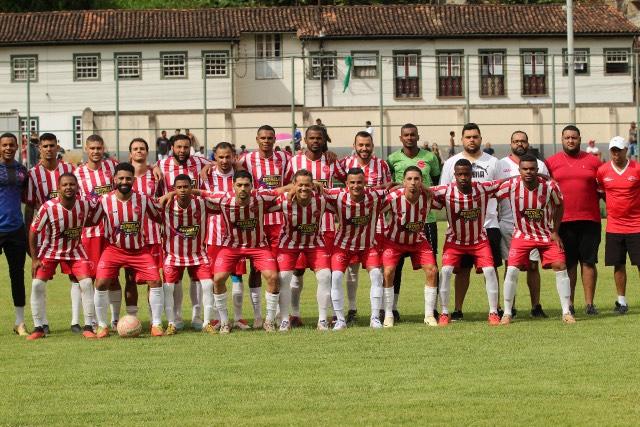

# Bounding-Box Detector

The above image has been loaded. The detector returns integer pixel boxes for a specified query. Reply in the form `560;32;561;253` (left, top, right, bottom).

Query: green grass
1;221;639;426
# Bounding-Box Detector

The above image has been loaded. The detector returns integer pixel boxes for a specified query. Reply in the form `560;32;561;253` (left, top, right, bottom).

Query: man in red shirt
546;125;602;315
497;154;575;324
597;136;640;314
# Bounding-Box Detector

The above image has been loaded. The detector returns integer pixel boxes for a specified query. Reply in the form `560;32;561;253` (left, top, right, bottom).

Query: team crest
417;160;426;169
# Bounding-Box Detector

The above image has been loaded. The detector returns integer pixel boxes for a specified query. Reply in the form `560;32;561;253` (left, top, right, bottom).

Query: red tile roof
0;4;635;46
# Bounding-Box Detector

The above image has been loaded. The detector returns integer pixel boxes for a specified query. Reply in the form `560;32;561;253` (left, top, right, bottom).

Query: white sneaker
253;317;264;329
219;322;231;335
370;317;383;329
279;320;291;332
333;320;347;331
317;320;329;331
383;316;394;328
423;316;438;327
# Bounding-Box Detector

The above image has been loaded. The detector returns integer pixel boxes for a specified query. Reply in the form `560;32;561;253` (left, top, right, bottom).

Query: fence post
378;54;384;157
115;57;120;161
465;53;470;123
551;54;557;155
26;61;31;165
203;56;208;155
291;56;296;153
636;53;639;133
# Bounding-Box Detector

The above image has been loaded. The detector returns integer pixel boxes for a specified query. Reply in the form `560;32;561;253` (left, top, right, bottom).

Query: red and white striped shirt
324;188;386;251
75;158;118;238
335;155;392;187
133;167;162;245
26;160;75;207
284;153;336;232
241;151;290;225
163;196;216;266
92;191;162;250
202;189;278;248
381;188;430;245
201;167;235;246
496;177;563;243
31;199;98;260
156;155;209;195
269;193;327;249
432;181;501;245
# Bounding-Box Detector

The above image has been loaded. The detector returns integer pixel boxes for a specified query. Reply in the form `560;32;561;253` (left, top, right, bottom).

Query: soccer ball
116;315;142;338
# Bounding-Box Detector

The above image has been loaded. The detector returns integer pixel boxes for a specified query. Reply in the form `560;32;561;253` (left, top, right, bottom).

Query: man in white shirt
365;121;374;140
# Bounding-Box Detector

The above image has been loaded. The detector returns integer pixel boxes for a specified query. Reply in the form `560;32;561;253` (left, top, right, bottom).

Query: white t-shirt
496;155;549;227
365;126;374;138
586;146;600;155
439;152;500;228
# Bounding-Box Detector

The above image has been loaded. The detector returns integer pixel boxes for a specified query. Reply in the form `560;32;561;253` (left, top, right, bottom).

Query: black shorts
424;222;438;255
605;232;640;266
559;220;601;267
460;227;502;269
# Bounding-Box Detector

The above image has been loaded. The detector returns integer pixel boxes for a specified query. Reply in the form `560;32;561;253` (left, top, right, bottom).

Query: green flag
343;55;353;93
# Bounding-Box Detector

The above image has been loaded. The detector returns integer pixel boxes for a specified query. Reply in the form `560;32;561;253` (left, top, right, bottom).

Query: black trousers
0;225;26;307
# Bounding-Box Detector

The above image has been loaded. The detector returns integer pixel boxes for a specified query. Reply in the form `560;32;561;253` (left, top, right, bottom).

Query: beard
513;146;527;156
118;184;132;194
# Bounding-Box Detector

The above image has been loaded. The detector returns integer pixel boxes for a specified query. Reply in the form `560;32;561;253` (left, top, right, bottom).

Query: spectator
169;128;180;145
629;121;637;160
586;139;601;160
239;144;248;155
284;146;292;155
431;142;443;168
448;130;456;158
365;120;374;140
315;118;331;143
29;131;39;168
186;129;201;154
483;142;495;155
156;130;170;161
20;134;27;166
293;123;302;151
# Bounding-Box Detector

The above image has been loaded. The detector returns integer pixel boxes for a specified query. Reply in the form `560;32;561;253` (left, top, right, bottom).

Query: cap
609;136;629;150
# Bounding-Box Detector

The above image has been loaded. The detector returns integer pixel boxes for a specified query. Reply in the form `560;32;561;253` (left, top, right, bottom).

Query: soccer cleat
70;324;82;334
233;319;251;330
424;316;438;327
26;327;46;341
150;325;164;337
614;301;629;315
369;317;383;329
562;313;577;324
279;319;291;332
42;324;50;335
96;326;110;339
451;310;463;321
289;315;304;328
317;320;330;331
383;316;394;328
202;322;217;335
165;324;178;336
438;313;450;326
334;319;348;331
13;323;29;336
82;325;97;339
263;320;276;333
488;312;501;326
219;322;231;335
530;304;548;318
346;310;357;325
110;320;118;330
500;314;513;325
585;304;599;316
253;317;264;329
392;310;401;322
174;320;185;331
211;319;221;331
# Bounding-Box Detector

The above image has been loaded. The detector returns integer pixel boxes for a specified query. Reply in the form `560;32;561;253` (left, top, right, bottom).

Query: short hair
215;141;234;152
346;167;364;178
57;172;77;184
173;134;191;145
454;158;473;169
403;165;423;177
510;130;529;141
129;137;148;152
114;162;135;175
233;169;253;183
86;134;104;146
366;121;371;126
519;153;538;164
562;125;581;136
462;123;481;136
305;125;325;138
401;123;418;133
257;125;275;135
353;131;373;144
39;132;57;143
0;132;17;144
174;174;192;186
293;169;313;182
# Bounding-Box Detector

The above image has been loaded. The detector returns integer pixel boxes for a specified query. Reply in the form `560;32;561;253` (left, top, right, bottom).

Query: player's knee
551;262;566;271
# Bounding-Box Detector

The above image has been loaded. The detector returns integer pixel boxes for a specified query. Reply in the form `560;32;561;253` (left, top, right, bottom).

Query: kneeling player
381;166;437;327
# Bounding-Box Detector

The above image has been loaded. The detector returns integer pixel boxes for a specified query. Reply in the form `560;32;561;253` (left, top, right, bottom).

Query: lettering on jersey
259;175;281;189
348;214;372;226
47;190;58;200
62;226;82;240
403;221;424;233
234;218;257;230
459;208;481;221
296;223;319;235
118;221;141;235
177;224;200;238
93;185;112;196
522;208;544;221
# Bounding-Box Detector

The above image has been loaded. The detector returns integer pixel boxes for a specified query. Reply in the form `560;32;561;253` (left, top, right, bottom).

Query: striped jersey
133;167;162;245
381;188;430;245
335;155;392;187
270;193;327;249
496;177;563;243
325;187;386;251
201;167;234;246
241;150;289;225
156;155;209;195
75;158;118;238
26;160;75;207
163;196;216;266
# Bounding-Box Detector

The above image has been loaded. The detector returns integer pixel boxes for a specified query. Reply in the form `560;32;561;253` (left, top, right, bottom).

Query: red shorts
442;240;495;270
148;243;163;270
264;224;282;252
81;236;106;277
331;247;381;272
35;257;93;281
207;245;246;276
277;247;331;272
163;264;212;284
322;230;336;252
214;247;277;274
96;245;160;282
508;237;566;270
382;239;436;269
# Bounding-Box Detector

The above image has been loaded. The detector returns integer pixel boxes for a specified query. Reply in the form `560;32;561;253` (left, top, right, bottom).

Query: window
562;49;589;76
521;50;547;96
115;53;142;80
394;51;420;98
352;51;378;78
203;51;229;78
20;117;39;134
74;54;100;81
73;116;83;148
479;50;505;96
437;51;463;97
309;52;337;80
256;34;282;79
605;49;630;75
11;55;37;82
161;52;187;79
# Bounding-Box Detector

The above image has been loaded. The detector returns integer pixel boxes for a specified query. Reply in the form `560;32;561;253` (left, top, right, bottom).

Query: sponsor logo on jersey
234;218;257;230
177;224;200;238
459;208;481;221
47;190;58;200
403;221;425;233
63;226;82;240
316;179;328;187
119;221;141;235
93;185;112;196
259;175;281;189
296;223;319;235
522;208;544;221
348;214;372;226
603;177;614;182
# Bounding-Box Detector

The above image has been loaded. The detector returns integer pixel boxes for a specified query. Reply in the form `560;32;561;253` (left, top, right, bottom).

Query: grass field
1;222;640;426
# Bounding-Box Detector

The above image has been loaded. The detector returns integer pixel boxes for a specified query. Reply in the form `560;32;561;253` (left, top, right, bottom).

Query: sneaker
253;317;264;329
317;320;330;331
530;304;548;318
82;325;97;339
369;317;383;329
165;324;178;336
233;319;251;330
13;323;28;336
219;322;232;335
585;304;599;316
174;320;185;331
614;301;629;315
346;310;357;325
26;327;46;341
279;320;291;332
202;322;217;335
451;310;463;321
438;313;450;326
70;324;82;334
110;320;118;330
500;314;513;325
569;305;576;316
96;326;110;339
150;325;164;337
334;319;348;331
424;316;438;327
383;316;394;328
289;315;304;328
263;320;276;333
191;318;203;331
42;324;50;335
392;310;400;322
488;312;501;326
562;313;577;324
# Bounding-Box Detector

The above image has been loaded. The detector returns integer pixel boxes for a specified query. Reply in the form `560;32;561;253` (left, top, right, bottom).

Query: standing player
496;154;574;324
431;159;501;326
380;166;437;328
74;134;120;327
27;173;97;340
91;163;164;338
596;137;640;314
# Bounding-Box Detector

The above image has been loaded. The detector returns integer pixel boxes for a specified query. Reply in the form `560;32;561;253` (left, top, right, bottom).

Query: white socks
290;274;303;317
618;295;628;306
503;266;519;316
424;286;437;318
368;268;383;317
78;278;95;326
163;283;176;325
232;279;243;320
201;279;214;324
555;270;572;315
214;293;229;324
278;271;293;322
109;288;122;324
149;287;164;327
31;279;47;328
174;280;183;323
316;268;332;322
94;290;110;328
383;287;394;318
250;286;262;320
439;265;454;315
331;270;346;321
15;306;25;325
70;282;81;325
265;292;279;322
346;264;359;311
190;280;202;321
482;267;499;313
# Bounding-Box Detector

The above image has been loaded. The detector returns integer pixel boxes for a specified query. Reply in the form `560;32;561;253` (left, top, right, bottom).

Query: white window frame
352;51;378;78
480;51;504;77
604;49;630;75
309;51;337;80
562;48;589;76
161;52;188;79
115;53;142;80
255;34;282;79
73;116;83;148
11;55;38;82
202;51;229;78
74;54;101;81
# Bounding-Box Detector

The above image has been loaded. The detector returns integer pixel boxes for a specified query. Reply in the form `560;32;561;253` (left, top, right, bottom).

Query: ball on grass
116;315;142;338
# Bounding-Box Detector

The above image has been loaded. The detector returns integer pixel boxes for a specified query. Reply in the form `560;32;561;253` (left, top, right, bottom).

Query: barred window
116;53;142;80
605;49;630;75
161;52;187;79
309;52;337;80
74;54;100;81
203;51;229;78
11;56;37;82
